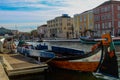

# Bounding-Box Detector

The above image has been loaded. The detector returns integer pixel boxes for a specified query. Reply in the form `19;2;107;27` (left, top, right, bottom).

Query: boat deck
0;53;48;76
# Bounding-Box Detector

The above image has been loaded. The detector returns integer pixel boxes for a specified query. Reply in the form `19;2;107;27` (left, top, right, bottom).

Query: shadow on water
9;67;104;80
45;67;102;80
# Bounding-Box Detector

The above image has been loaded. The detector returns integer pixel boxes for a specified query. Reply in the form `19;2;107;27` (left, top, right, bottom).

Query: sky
0;0;118;32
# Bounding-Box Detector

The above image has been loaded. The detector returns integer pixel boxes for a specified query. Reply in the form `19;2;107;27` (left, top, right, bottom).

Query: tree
30;30;39;38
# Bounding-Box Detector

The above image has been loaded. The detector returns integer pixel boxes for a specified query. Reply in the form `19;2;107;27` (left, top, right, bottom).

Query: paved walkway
0;53;48;76
0;62;9;80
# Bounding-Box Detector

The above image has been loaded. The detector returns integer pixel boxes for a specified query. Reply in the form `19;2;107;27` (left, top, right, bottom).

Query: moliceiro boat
47;33;119;78
17;33;119;78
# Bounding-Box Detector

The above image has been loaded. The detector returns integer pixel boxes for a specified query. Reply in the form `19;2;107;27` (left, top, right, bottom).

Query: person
3;37;16;53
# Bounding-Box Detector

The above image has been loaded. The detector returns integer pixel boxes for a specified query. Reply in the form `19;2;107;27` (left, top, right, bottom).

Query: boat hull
49;61;99;72
48;47;102;72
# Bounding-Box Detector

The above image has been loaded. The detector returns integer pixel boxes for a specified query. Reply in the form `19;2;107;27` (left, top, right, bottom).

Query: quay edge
0;53;48;76
0;61;9;80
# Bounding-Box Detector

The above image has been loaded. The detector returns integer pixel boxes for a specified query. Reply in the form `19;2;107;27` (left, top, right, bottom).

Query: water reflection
45;67;103;80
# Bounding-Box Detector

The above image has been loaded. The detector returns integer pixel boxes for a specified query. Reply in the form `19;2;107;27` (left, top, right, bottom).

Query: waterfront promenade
0;62;9;80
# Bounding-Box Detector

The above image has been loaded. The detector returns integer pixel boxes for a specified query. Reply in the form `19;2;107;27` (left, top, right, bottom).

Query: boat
17;41;55;58
46;33;119;78
80;36;120;45
17;41;84;60
17;33;119;78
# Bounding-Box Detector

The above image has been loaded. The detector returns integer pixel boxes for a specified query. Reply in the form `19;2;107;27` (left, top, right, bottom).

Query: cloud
1;0;120;32
57;0;109;16
0;0;66;11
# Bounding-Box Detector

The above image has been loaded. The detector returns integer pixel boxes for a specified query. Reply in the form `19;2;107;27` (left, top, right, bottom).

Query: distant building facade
37;24;47;38
47;14;73;39
93;0;120;37
74;10;94;38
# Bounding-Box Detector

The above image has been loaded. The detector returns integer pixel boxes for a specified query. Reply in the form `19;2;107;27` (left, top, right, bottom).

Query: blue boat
17;43;84;59
17;41;55;58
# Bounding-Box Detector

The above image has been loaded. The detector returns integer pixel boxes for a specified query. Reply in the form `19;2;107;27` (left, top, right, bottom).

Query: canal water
10;41;120;80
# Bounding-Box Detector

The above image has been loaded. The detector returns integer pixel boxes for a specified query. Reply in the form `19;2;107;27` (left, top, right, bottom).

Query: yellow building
47;14;73;39
74;10;94;38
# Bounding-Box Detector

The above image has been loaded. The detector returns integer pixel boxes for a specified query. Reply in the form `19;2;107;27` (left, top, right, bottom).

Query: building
47;14;73;39
93;0;120;37
37;24;47;38
74;10;94;38
11;30;19;35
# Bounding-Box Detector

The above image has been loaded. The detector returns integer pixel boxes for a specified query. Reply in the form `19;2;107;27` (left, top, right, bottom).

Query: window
104;7;107;12
80;17;82;22
118;6;120;10
84;16;86;21
107;5;111;11
118;29;120;35
107;13;111;19
101;7;104;12
84;23;86;28
101;15;104;20
89;23;93;28
118;21;120;27
108;22;111;28
80;26;82;30
94;9;99;14
95;24;97;30
98;24;100;29
105;22;108;28
89;14;93;19
94;16;100;21
118;13;120;19
102;23;105;29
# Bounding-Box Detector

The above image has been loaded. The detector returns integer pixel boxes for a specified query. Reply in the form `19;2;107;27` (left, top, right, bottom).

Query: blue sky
0;0;113;32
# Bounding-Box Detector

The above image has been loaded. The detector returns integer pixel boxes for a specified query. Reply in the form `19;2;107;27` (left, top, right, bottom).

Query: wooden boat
46;33;119;78
80;36;120;45
17;41;55;58
17;41;84;60
17;33;119;78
